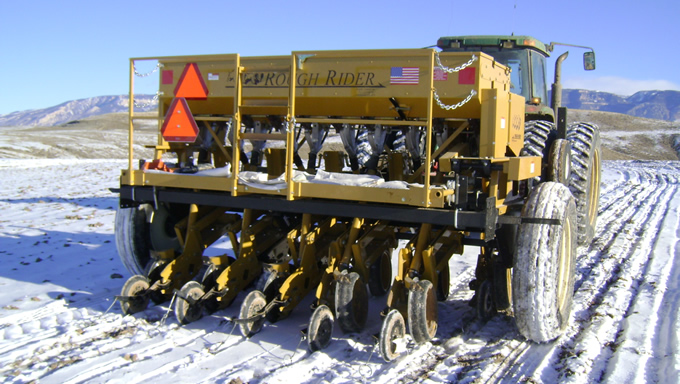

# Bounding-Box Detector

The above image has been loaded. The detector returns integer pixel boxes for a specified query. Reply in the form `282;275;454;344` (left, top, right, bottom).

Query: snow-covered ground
0;159;678;383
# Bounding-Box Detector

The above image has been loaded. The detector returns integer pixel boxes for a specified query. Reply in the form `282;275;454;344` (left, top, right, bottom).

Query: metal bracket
297;54;315;70
172;288;199;306
484;197;497;240
557;107;568;139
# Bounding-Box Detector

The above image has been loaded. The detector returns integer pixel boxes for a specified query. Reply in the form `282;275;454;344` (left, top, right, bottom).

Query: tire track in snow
39;309;251;383
2;301;210;384
438;164;660;383
556;170;677;383
451;162;679;383
603;167;680;383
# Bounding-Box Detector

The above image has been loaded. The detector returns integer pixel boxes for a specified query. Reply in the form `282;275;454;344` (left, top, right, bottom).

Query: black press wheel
335;271;368;333
144;260;170;304
368;249;392;297
407;279;438;344
200;263;224;313
148;203;182;253
436;266;450;301
492;262;512;311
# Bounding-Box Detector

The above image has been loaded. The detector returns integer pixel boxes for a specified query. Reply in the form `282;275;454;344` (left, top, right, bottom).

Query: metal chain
208;321;239;354
159;291;177;326
435;52;477;73
354;343;376;378
433;89;477;110
287;116;296;133
133;92;160;109
134;62;163;77
283;330;306;364
102;297;119;316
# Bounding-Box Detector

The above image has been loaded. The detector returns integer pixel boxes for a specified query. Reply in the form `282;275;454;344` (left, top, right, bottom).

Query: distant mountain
561;89;680;121
0;95;157;127
1;90;679;128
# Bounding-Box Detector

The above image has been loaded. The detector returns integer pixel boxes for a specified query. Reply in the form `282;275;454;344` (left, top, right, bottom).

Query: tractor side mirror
584;51;596;71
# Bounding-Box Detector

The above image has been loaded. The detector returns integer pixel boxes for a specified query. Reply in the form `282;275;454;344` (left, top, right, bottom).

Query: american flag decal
390;67;419;85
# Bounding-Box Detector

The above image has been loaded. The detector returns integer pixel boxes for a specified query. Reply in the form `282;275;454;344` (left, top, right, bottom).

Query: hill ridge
2;90;680;128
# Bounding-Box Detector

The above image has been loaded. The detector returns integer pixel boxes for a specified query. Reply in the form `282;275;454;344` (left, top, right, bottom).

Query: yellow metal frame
124;49;523;210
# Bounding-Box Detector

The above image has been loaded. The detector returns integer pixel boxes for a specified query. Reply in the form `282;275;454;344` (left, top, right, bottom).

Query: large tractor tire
115;205;152;275
115;204;182;276
522;120;556;174
566;122;601;245
546;138;571;185
512;182;577;342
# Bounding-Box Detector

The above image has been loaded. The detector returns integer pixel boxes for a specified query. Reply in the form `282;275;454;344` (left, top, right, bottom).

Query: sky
0;0;678;115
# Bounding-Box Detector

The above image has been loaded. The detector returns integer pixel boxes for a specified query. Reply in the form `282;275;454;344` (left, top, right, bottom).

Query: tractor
114;35;600;361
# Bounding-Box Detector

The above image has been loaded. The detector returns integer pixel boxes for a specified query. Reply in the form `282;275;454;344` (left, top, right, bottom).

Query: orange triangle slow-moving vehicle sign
161;98;200;142
174;63;209;99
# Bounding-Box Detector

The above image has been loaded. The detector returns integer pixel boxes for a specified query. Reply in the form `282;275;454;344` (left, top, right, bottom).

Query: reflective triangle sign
161;98;200;142
174;63;209;99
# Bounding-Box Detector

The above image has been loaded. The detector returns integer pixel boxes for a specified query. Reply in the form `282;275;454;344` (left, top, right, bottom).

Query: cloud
563;76;680;96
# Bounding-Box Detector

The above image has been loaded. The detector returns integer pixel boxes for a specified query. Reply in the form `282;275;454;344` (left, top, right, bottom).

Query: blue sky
1;0;677;115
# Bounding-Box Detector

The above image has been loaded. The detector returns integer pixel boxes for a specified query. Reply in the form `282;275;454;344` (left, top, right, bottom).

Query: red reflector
162;70;174;85
458;67;476;85
174;63;209;99
160;98;200;143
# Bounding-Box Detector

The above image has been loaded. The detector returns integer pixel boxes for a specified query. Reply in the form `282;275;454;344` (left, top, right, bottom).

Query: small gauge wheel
119;275;151;315
239;290;267;337
379;309;406;362
174;281;205;325
308;304;334;352
476;280;496;321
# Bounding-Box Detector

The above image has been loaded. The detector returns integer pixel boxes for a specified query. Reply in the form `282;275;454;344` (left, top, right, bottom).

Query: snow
0;159;679;383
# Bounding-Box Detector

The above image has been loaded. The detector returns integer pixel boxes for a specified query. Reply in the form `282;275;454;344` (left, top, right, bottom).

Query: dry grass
569;109;679;160
0;110;677;160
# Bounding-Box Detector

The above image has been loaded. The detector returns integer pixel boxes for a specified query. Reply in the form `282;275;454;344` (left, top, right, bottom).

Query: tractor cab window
476;48;531;101
530;52;548;104
506;59;523;95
